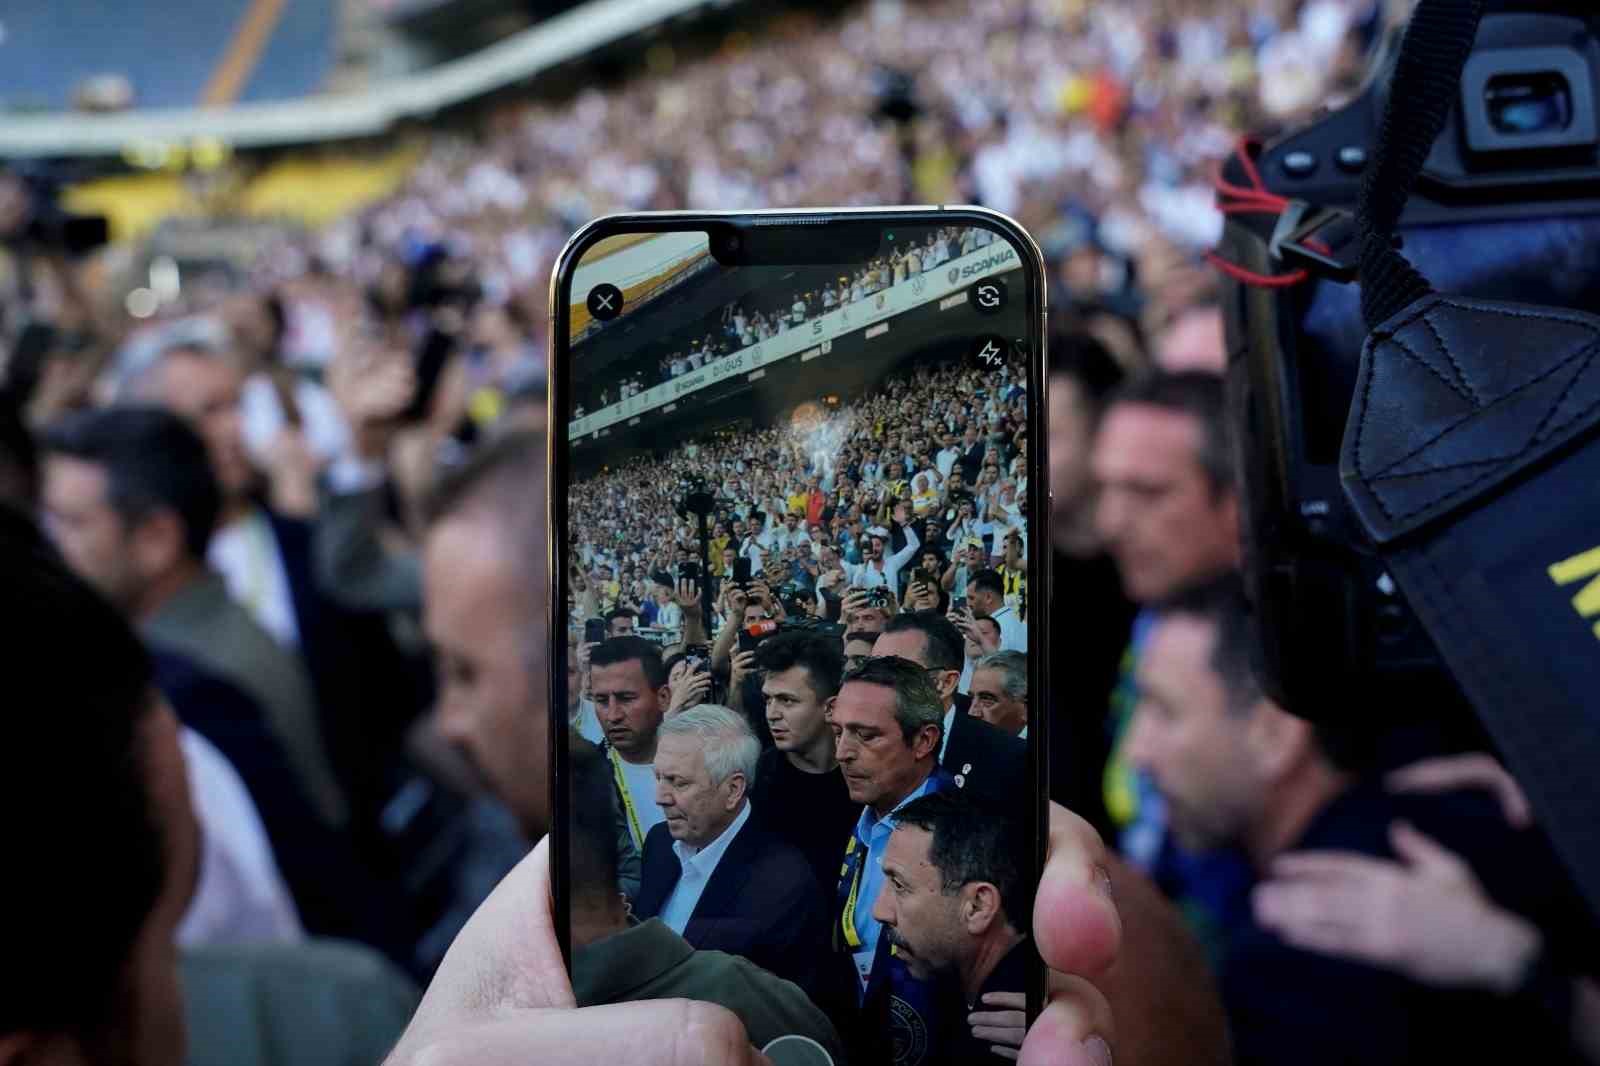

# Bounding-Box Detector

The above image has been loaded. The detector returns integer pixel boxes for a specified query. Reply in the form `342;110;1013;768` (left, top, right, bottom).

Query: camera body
1217;3;1600;725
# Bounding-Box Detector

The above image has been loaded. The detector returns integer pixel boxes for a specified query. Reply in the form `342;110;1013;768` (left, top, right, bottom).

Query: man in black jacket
870;611;1026;818
632;704;830;997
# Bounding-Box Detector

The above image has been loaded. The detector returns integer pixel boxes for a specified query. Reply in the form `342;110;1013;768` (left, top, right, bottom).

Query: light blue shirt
851;774;939;985
658;800;753;935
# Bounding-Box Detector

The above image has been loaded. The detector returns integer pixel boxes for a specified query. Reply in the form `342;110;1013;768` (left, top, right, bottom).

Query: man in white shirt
844;504;920;599
970;569;1026;652
632;704;829;994
590;637;673;902
935;433;963;479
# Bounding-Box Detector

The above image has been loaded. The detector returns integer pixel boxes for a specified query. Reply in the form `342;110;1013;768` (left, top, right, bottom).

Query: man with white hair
632;704;830;994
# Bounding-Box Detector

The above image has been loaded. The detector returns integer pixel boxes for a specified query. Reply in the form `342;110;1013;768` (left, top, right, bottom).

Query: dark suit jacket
633;812;830;995
151;651;414;972
942;705;1028;817
266;507;432;828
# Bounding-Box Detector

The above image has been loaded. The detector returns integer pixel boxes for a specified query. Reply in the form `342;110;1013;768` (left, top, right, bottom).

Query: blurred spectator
2;507;418;1066
1123;577;1595;1066
38;407;417;966
634;704;830;995
39;407;347;828
1047;328;1135;834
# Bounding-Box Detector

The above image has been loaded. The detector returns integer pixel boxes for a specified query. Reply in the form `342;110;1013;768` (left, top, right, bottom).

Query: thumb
1389;821;1472;885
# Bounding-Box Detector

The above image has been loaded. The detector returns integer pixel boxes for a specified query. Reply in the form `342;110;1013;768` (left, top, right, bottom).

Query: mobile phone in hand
547;209;1048;1056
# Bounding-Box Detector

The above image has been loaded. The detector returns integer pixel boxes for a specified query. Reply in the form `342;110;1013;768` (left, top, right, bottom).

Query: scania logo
947;267;960;285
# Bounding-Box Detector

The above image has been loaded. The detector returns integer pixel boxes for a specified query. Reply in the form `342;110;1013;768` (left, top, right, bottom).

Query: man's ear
129;509;186;582
961;880;1004;936
1246;700;1315;781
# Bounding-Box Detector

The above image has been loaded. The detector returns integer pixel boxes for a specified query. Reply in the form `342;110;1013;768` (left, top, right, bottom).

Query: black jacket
941;705;1028;818
633;812;831;995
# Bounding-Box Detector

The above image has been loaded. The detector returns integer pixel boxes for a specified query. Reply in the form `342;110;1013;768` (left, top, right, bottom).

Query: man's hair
1047;326;1126;424
43;405;221;560
882;610;965;673
1;506;165;1042
605;606;638;626
895;792;1029;929
0;393;38;508
844;629;878;649
657;704;761;789
840;655;945;746
755;629;845;700
969;568;1006;601
589;635;668;689
975;650;1028;700
1108;369;1234;495
1161;574;1263;718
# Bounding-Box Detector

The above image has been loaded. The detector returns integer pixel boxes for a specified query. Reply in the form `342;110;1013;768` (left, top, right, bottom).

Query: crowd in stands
3;0;1599;1063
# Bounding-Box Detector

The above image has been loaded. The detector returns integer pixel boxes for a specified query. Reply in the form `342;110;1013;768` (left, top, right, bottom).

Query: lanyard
609;746;646;852
836;834;868;951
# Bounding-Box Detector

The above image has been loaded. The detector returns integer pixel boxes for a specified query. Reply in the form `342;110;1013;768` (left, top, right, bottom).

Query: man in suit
40;407;347;830
132;340;428;829
633;704;829;996
872;611;1026;817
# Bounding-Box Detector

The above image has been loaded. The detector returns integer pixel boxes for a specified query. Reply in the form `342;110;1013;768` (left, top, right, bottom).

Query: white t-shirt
208;508;300;649
615;752;667;849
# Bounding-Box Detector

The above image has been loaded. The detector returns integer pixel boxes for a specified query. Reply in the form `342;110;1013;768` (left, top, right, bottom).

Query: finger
1268;851;1398;884
409;838;573;1024
970;1024;1027;1044
980;992;1027;1010
1389;821;1474;882
393;1000;771;1066
1035;803;1120;980
1018;972;1114;1066
1387;754;1532;829
990;1049;1020;1062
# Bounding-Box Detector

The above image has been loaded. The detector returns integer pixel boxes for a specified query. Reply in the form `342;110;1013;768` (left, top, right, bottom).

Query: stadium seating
0;0;335;111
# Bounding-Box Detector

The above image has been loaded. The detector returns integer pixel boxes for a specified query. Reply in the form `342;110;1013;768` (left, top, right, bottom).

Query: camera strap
1345;0;1600;912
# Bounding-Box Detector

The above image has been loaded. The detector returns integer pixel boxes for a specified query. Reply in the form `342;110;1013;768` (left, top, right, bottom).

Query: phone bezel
545;206;1052;1035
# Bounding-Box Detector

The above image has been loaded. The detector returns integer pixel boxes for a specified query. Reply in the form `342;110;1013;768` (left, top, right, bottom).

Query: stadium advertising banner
569;241;1021;438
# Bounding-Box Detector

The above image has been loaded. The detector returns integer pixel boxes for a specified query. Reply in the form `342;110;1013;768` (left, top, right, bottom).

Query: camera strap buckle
1270;201;1360;282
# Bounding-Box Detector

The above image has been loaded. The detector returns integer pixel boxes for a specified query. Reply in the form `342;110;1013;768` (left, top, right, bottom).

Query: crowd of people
4;0;1600;1063
576;224;995;415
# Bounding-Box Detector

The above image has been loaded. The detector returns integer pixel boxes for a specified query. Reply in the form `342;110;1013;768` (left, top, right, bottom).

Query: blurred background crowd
3;0;1597;1063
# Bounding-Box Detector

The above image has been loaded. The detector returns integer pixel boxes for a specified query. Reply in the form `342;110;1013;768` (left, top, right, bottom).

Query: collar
672;799;751;868
572;919;694;1004
856;771;937;842
940;706;955;762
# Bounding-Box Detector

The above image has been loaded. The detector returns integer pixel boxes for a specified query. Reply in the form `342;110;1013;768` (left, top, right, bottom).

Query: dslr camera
1217;1;1600;908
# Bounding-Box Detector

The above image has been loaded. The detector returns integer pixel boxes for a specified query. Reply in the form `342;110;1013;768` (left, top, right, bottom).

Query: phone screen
550;211;1045;1065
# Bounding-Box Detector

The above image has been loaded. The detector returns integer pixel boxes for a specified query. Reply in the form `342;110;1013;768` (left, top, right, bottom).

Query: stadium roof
0;0;727;158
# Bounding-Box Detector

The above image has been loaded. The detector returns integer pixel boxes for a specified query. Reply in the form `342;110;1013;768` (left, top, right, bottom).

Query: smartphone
733;557;753;584
583;617;607;645
548;209;1047;1066
680;561;701;582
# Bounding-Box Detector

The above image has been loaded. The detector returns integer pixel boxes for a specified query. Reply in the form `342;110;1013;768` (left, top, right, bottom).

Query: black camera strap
1345;0;1600;913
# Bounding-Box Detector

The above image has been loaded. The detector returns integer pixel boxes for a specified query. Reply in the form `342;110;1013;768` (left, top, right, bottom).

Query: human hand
908;581;940;612
674;578;701;611
384;840;773;1066
1018;802;1119;1066
729;650;757;689
667;660;712;715
970;991;1026;1060
1253;821;1541;994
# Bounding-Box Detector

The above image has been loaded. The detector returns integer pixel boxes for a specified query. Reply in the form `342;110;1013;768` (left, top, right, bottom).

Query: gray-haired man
971;651;1028;738
631;704;830;995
